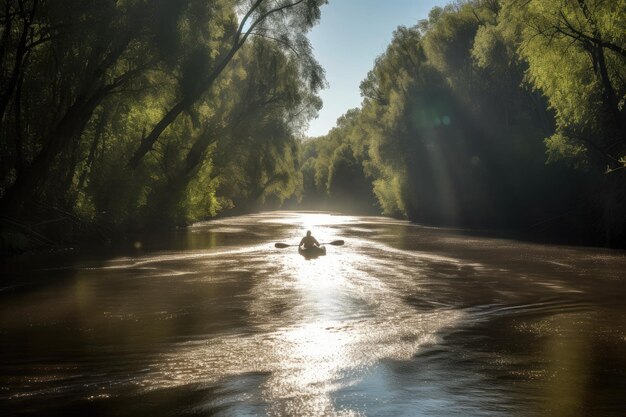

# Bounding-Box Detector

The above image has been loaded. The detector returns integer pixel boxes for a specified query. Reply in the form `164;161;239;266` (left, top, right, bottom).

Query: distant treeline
301;0;626;247
0;0;326;250
1;0;625;251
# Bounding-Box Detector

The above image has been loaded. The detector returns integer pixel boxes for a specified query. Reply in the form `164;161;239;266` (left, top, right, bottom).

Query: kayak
298;245;326;258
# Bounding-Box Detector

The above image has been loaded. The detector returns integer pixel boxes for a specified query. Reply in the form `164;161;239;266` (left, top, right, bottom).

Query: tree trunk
575;0;626;147
77;111;107;190
127;96;194;169
0;88;108;211
0;0;15;74
594;44;626;147
0;0;37;123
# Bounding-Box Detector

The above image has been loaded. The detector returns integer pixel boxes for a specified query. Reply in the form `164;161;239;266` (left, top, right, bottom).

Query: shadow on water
1;211;625;416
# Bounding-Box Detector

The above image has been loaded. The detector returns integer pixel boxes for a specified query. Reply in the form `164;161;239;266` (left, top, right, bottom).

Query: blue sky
305;0;449;137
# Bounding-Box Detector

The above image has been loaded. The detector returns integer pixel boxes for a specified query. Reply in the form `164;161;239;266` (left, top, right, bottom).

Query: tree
0;0;183;210
504;0;626;168
0;0;327;247
126;0;326;169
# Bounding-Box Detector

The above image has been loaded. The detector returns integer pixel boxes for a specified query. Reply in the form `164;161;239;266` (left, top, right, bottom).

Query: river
1;211;625;416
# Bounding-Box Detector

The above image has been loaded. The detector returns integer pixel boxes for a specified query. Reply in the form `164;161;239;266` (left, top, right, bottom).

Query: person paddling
299;230;320;249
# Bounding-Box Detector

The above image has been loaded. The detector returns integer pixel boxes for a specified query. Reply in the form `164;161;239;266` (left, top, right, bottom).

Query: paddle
274;240;344;249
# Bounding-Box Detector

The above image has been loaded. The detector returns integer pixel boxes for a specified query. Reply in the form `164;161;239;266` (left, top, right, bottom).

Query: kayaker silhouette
299;230;320;249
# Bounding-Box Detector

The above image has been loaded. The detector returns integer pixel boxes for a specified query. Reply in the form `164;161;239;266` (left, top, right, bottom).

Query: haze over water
1;211;625;416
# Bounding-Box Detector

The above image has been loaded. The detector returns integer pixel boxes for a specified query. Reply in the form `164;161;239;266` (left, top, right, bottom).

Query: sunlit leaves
545;132;587;165
372;177;405;216
0;0;326;230
472;24;507;69
504;0;626;166
303;0;613;229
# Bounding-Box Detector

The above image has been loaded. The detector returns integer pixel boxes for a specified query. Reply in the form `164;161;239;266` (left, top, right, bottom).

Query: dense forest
301;0;626;247
0;0;326;250
1;0;625;251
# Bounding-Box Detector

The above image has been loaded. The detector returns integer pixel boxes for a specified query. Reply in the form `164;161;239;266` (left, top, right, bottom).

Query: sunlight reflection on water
3;211;626;416
135;212;464;416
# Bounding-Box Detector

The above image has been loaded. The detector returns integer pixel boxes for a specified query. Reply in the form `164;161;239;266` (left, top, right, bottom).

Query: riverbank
3;205;625;259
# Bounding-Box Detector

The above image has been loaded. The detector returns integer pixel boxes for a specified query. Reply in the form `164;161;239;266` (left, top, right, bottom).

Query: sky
305;0;449;137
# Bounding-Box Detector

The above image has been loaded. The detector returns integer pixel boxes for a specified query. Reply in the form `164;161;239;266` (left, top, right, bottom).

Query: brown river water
1;211;625;416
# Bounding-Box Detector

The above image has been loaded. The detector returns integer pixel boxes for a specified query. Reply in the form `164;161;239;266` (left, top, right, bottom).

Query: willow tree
298;108;377;212
127;0;326;169
150;37;321;221
0;0;325;212
0;0;157;210
0;0;327;247
503;0;626;168
0;0;324;197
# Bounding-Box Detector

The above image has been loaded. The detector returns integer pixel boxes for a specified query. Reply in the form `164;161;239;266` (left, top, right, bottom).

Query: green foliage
503;0;626;167
299;107;378;213
372;176;405;216
0;0;325;239
183;156;222;223
301;0;625;245
2;0;624;247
